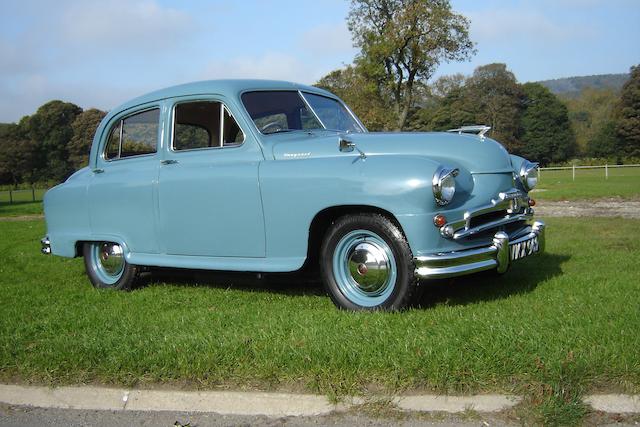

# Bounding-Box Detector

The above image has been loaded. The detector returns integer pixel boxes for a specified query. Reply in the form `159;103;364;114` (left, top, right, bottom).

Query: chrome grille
441;189;533;240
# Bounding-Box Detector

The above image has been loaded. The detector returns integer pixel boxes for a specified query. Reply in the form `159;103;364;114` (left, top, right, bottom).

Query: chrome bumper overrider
414;221;545;279
41;236;51;255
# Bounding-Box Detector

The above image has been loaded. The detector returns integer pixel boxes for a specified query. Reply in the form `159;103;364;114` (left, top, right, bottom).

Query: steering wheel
260;121;284;134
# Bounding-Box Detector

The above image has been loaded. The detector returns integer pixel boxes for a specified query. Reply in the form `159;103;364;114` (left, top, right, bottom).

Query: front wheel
83;242;138;290
320;214;417;311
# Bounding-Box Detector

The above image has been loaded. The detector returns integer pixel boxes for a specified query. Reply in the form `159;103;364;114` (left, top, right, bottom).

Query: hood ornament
447;125;491;140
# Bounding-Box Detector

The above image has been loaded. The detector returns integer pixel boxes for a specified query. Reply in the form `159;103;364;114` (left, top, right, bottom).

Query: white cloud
60;0;193;50
299;22;355;55
202;52;329;84
467;8;594;43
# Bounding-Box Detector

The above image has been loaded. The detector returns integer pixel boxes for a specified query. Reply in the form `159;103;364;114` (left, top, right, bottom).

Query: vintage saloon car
41;80;545;311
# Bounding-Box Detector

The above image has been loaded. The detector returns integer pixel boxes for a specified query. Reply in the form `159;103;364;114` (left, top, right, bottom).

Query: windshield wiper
264;129;297;135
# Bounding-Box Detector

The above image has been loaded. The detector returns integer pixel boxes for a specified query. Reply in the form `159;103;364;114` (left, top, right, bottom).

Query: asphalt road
0;403;520;427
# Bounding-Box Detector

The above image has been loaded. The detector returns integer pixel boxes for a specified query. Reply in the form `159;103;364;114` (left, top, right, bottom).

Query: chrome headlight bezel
432;166;459;206
519;161;539;191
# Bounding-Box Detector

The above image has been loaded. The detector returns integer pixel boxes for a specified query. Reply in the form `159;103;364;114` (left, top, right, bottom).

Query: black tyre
319;213;417;311
83;242;138;290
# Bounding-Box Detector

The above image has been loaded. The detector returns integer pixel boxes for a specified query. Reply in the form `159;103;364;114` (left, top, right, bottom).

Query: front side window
303;92;363;133
241;90;363;134
242;91;322;134
173;101;245;151
104;108;159;160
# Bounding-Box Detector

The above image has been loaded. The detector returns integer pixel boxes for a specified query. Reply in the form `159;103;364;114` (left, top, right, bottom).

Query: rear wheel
320;214;417;311
83;242;138;290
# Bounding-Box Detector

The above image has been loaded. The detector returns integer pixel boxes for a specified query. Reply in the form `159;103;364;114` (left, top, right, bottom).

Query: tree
586;121;620;159
615;65;640;157
520;83;576;164
68;108;107;170
0;123;37;187
464;64;525;152
27;100;82;182
563;87;618;155
316;65;394;130
347;0;474;130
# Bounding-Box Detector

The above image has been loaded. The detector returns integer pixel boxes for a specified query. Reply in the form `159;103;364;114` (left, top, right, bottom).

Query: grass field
1;218;639;424
0;189;45;217
535;166;640;200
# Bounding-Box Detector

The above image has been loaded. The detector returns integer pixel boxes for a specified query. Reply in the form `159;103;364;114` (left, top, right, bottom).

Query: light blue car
41;80;545;311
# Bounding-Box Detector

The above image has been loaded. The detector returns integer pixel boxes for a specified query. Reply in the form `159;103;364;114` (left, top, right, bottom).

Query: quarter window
104;108;159;160
173;101;245;151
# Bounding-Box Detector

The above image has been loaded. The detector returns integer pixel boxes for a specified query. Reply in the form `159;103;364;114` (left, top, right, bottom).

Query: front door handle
160;159;179;165
92;168;104;174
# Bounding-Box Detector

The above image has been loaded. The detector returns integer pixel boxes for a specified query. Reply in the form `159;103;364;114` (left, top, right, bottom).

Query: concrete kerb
0;385;638;417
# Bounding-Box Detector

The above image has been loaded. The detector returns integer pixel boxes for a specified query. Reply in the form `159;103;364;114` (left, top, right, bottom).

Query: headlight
432;166;459;206
519;161;539;191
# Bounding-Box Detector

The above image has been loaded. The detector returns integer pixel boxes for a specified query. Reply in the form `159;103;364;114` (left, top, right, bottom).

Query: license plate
509;236;539;261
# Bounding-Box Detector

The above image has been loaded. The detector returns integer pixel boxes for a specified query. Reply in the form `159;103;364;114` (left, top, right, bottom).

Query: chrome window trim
298;90;327;130
169;99;246;153
101;106;161;163
241;89;366;135
300;91;366;133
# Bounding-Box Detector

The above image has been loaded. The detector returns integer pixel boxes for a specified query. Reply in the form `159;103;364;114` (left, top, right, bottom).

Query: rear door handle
160;159;179;165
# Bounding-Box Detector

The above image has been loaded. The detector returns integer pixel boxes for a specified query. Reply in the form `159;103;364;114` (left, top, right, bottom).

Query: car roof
111;79;336;115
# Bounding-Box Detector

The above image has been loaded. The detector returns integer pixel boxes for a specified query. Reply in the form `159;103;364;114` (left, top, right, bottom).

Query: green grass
1;218;639;424
0;189;45;217
535;167;640;200
0;201;43;217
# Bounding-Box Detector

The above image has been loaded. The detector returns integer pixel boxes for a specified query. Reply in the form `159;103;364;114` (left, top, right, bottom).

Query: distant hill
538;73;629;98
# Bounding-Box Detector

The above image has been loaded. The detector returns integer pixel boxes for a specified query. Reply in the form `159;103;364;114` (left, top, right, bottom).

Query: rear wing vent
447;125;491;140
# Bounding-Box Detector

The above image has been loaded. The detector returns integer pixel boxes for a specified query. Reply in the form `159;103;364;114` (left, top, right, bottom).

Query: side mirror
339;137;355;152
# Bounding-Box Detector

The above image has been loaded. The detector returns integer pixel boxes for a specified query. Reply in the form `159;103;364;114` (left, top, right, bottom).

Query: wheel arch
304;204;407;272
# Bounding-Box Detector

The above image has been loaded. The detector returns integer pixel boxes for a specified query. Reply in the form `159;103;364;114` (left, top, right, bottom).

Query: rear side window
104;109;159;160
173;101;245;151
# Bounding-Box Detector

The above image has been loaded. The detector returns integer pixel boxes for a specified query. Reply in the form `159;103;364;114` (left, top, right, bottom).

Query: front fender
259;154;457;260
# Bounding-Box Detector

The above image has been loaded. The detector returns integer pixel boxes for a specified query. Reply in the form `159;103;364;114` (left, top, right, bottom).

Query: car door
157;97;265;257
88;105;162;254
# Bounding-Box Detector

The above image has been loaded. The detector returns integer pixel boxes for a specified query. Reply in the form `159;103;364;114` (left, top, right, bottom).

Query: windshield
241;90;364;134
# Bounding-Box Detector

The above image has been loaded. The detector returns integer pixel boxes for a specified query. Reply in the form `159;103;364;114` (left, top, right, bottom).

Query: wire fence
539;164;640;181
0;188;47;204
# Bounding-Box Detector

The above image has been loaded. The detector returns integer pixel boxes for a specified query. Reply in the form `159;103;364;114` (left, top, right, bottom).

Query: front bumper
414;221;545;279
41;236;51;255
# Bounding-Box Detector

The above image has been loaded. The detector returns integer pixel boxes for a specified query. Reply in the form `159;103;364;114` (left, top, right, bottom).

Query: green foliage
563;87;619;154
316;65;395;130
615;65;640;157
464;64;525;153
0;123;36;187
27;100;82;181
347;0;474;130
520;83;576;164
0;102;107;187
68;109;107;169
586;121;620;158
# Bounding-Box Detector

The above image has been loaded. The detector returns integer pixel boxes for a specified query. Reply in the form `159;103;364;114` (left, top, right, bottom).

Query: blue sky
1;0;638;122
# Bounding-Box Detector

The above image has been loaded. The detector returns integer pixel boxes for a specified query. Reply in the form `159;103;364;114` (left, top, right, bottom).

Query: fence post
572;164;575;181
605;164;608;180
9;190;13;204
32;187;36;201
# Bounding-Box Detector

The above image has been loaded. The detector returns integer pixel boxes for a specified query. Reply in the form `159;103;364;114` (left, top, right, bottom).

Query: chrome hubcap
332;230;397;307
347;241;391;294
98;243;124;276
